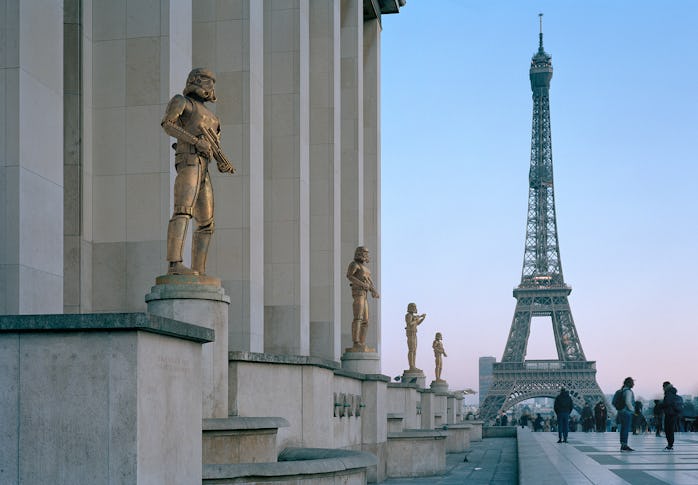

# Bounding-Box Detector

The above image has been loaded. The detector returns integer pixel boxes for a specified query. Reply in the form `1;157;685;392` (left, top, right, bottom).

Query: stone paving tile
523;430;698;485
383;437;517;484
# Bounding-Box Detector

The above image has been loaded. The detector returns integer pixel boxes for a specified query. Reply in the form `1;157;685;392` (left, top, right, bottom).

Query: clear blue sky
379;1;698;402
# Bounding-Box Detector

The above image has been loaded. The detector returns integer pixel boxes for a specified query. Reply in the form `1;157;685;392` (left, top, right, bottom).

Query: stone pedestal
341;351;380;374
401;369;426;388
430;380;449;393
146;277;230;419
0;313;213;485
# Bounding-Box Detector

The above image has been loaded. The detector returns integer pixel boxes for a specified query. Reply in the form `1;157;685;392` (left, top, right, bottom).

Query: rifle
203;127;236;174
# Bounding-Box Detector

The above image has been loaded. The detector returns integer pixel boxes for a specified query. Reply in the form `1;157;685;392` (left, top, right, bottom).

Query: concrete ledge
517;428;566;485
229;351;340;370
203;448;376;481
0;312;214;343
203;418;291;465
204;417;290;431
484;425;517;438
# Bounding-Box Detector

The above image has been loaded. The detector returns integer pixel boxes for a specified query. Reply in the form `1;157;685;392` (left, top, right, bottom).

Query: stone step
203;448;377;484
202;417;289;465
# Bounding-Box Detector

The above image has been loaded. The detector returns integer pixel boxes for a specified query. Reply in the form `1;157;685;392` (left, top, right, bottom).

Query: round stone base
430;380;449;393
155;273;221;287
146;282;230;419
341;351;380;374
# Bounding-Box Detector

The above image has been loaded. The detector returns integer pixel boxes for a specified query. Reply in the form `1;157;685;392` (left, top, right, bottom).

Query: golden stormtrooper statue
161;68;235;276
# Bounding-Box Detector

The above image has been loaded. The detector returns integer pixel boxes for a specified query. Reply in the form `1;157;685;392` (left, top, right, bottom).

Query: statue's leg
358;298;369;345
191;169;214;275
351;292;366;346
167;161;201;274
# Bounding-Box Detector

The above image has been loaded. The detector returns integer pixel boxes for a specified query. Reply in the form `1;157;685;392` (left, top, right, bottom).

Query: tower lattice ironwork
479;17;604;423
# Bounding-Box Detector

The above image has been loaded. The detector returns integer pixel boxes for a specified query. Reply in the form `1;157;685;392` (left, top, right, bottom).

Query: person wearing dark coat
594;401;607;432
652;399;663;437
533;413;544;432
581;403;594;432
662;381;680;450
554;387;574;443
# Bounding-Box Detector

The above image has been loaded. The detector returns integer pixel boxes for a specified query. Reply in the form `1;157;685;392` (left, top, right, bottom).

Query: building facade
1;0;391;361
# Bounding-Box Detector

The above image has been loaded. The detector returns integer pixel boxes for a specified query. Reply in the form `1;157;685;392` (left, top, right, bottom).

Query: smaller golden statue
346;246;379;352
405;303;426;371
432;332;447;381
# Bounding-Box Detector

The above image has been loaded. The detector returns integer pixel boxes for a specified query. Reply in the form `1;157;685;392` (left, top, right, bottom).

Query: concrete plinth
341;351;381;374
386;430;447;478
401;369;426;388
0;313;212;485
146;280;230;419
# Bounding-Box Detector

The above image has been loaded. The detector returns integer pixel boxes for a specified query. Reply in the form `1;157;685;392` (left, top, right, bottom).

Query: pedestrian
533;413;544;432
554;387;573;443
632;401;644;435
652;399;663;437
662;381;681;451
581;402;593;432
617;377;636;451
594;401;607;432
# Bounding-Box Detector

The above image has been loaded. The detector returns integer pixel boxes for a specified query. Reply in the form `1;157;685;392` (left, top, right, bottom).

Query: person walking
554;387;573;443
581;402;593;432
662;381;681;451
652;399;663;437
594;401;607;432
618;377;636;451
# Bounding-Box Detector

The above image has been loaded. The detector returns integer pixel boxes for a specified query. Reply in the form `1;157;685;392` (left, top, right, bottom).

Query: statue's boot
191;230;212;275
166;215;198;275
351;319;362;348
358;323;368;348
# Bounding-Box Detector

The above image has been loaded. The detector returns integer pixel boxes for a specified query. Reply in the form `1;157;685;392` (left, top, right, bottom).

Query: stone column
192;0;265;353
446;395;457;424
0;0;64;314
146;277;230;419
308;0;342;362
361;377;388;482
339;0;364;352
362;18;381;353
263;0;311;356
420;390;435;430
86;0;192;313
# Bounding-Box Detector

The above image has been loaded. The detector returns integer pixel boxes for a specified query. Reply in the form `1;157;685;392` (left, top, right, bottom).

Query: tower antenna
538;13;544;50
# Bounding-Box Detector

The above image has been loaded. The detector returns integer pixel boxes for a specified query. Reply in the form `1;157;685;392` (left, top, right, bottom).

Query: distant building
479;356;496;407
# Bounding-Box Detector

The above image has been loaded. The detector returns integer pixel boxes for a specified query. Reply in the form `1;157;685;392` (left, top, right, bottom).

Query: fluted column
339;0;364;352
362;17;381;354
263;0;310;355
0;0;64;314
192;0;265;352
86;0;191;312
308;0;342;361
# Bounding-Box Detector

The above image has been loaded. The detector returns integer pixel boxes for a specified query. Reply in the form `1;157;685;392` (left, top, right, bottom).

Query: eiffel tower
480;16;604;423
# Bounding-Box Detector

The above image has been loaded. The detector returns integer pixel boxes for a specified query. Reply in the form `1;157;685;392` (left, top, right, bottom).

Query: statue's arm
161;95;210;154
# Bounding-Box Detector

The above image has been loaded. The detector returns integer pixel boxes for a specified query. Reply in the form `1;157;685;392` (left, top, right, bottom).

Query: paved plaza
384;430;698;484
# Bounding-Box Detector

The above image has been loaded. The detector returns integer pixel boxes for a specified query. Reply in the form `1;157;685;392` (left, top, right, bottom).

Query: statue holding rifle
161;68;235;276
346;246;380;352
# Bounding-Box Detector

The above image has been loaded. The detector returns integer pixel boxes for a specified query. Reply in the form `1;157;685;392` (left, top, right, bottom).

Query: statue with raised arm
405;303;426;371
433;332;447;381
346;246;379;352
161;68;235;277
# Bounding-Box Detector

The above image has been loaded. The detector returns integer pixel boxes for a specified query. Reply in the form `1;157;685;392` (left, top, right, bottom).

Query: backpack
612;388;625;411
673;395;684;415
